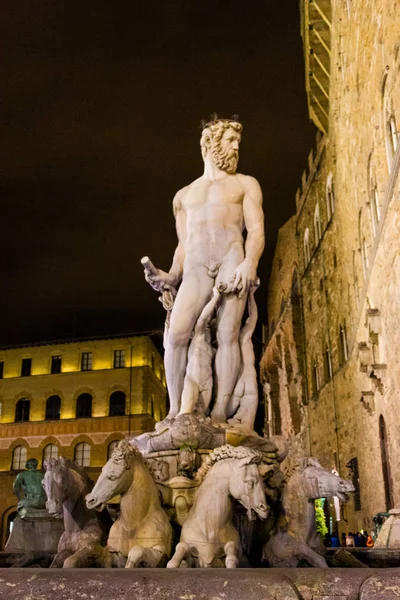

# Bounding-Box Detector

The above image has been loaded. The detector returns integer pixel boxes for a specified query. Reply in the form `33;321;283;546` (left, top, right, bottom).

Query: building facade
261;0;400;534
0;334;166;548
260;216;308;454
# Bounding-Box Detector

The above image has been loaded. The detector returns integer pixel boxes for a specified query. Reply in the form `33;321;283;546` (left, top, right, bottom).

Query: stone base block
4;515;64;553
0;568;400;600
0;552;24;568
326;547;400;568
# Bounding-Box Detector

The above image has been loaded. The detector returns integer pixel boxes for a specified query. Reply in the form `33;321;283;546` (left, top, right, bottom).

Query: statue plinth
133;414;278;455
17;507;49;520
6;457;63;553
375;508;400;549
5;510;64;553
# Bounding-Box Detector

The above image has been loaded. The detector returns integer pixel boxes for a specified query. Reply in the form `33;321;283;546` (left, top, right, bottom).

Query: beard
211;144;239;174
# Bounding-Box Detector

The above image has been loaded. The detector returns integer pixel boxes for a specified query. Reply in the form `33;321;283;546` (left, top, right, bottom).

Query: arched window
379;415;393;511
324;344;333;381
371;330;384;365
5;510;18;543
367;154;378;238
291;268;300;298
45;395;61;420
76;393;92;419
361;238;369;276
368;202;376;238
43;443;58;462
382;74;398;170
385;109;398;170
339;323;348;365
311;358;320;395
15;398;30;422
270;319;276;336
304;228;311;266
279;294;286;316
314;203;322;246
388;115;398;155
358;210;368;280
372;187;381;226
367;156;380;237
74;442;91;467
268;370;282;436
326;173;335;220
12;446;27;470
107;440;119;459
109;391;126;417
352;250;360;308
347;457;362;511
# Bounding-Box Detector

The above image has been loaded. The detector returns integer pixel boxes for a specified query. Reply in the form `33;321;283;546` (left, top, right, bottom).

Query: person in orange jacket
365;532;374;547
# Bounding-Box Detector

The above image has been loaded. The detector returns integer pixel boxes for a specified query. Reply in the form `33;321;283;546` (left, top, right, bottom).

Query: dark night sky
1;0;316;346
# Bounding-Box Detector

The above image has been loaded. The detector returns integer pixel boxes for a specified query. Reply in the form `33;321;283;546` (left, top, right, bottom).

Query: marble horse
43;457;112;567
86;439;172;567
167;445;268;568
263;457;354;567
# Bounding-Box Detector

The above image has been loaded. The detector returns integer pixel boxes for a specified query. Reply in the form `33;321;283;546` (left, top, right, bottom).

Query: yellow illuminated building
0;334;167;549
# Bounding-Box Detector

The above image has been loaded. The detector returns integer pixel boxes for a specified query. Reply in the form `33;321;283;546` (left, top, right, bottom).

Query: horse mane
278;456;325;540
44;456;94;489
283;456;322;482
280;455;324;522
112;439;146;469
195;444;263;483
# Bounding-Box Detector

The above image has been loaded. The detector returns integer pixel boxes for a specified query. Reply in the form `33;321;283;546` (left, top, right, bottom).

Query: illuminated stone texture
260;216;308;453
261;0;400;535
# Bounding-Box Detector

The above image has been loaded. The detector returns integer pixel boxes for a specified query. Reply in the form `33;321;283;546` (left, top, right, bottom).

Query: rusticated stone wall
262;0;400;535
260;217;308;456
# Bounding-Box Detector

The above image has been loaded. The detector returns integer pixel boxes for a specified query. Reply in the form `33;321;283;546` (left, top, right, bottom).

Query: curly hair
111;438;145;469
200;119;243;160
195;444;263;483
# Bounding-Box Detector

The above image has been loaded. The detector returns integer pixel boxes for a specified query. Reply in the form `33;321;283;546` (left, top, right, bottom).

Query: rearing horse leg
126;546;146;568
224;541;239;568
63;543;109;568
166;542;190;569
294;541;328;568
126;545;165;568
63;548;92;568
50;549;73;568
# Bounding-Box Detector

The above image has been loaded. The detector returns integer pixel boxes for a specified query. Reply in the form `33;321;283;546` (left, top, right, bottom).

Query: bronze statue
13;458;47;517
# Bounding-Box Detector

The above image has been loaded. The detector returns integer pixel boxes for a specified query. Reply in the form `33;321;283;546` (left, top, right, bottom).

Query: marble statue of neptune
144;117;264;424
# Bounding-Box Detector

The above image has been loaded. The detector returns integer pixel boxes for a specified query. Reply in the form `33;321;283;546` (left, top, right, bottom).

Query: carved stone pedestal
375;508;400;549
4;509;64;553
139;417;280;530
